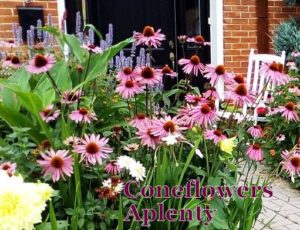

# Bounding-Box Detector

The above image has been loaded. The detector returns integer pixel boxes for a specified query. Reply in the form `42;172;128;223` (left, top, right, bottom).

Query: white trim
57;0;66;32
210;0;224;109
209;0;224;65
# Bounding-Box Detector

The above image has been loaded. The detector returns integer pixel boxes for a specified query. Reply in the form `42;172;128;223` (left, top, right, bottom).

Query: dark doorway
67;0;211;90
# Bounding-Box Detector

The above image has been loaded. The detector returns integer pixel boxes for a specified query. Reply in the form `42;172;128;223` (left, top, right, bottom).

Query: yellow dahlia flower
0;170;53;230
219;137;237;154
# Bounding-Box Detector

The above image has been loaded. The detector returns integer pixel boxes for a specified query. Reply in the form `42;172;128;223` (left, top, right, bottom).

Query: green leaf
49;61;73;91
64;34;88;63
49;201;58;230
84;24;103;40
0;103;44;143
117;196;123;230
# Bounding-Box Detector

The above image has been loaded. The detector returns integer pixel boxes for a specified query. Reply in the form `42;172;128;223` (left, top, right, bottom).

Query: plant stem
145;84;149;116
74;154;82;208
46;71;61;97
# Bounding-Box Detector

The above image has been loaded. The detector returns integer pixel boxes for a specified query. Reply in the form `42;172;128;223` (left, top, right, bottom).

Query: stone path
240;163;300;230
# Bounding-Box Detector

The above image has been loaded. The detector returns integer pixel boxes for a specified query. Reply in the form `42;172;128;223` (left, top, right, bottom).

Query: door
82;0;210;89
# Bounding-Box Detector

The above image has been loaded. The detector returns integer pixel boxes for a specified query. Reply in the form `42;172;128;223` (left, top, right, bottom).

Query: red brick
268;6;282;12
0;9;13;15
231;31;249;37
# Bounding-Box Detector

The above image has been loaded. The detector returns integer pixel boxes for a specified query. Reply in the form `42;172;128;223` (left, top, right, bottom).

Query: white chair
217;48;286;124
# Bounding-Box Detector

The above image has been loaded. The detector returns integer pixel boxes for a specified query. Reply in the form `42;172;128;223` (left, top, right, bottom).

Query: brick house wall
0;0;58;40
224;0;300;75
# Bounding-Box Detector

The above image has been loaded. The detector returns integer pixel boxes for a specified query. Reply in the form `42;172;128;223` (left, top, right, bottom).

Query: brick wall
224;0;300;75
0;0;58;41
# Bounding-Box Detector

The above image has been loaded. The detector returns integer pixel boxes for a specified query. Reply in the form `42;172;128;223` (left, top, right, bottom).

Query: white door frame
57;0;66;32
210;0;224;65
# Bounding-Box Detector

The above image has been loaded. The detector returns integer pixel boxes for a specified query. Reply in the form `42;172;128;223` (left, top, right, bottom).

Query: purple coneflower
203;64;232;86
105;160;121;175
63;136;80;147
185;94;208;106
116;67;136;82
61;90;82;104
81;44;103;53
116;80;144;99
26;53;56;74
40;105;60;123
247;125;263;138
74;134;112;165
281;150;300;182
273;102;299;122
69;107;97;123
202;88;219;99
189;103;219;128
161;65;177;78
37;149;74;182
151;116;185;139
259;61;289;86
204;129;226;144
246;143;264;161
135;66;163;86
0;161;16;176
137;123;160;150
225;84;255;107
178;55;204;76
130;113;149;129
186;35;210;46
133;26;166;48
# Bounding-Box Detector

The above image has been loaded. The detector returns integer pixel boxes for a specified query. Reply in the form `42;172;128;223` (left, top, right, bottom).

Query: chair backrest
243;49;286;116
215;49;286;123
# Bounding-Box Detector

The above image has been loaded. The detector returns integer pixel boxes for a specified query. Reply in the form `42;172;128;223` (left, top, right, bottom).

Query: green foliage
273;18;300;58
283;0;299;6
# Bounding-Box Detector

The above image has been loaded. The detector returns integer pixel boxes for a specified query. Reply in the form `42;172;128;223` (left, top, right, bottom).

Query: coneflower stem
134;95;137;115
146;84;149;116
46;71;61;97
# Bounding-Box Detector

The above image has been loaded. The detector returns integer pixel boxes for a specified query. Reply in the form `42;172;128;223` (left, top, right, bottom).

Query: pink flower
259;61;289;86
105;160;121;175
130;113;149;129
116;67;136;82
40;105;60;123
189;103;218;128
291;51;300;57
178;55;204;76
202;88;219;99
69;108;97;123
2;56;22;69
116;80;144;99
203;64;233;85
177;35;187;44
37;149;74;182
204;129;226;144
26;53;56;74
137;122;160;149
160;65;177;78
61;90;82;104
225;84;255;107
273;102;299;122
151;116;185;139
133;26;166;48
281;149;300;182
74;134;112;165
276;134;285;142
63;136;80;147
185;94;208;105
0;162;16;176
135;66;163;86
186;35;210;46
247;125;263;138
246;143;264;161
81;44;103;53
